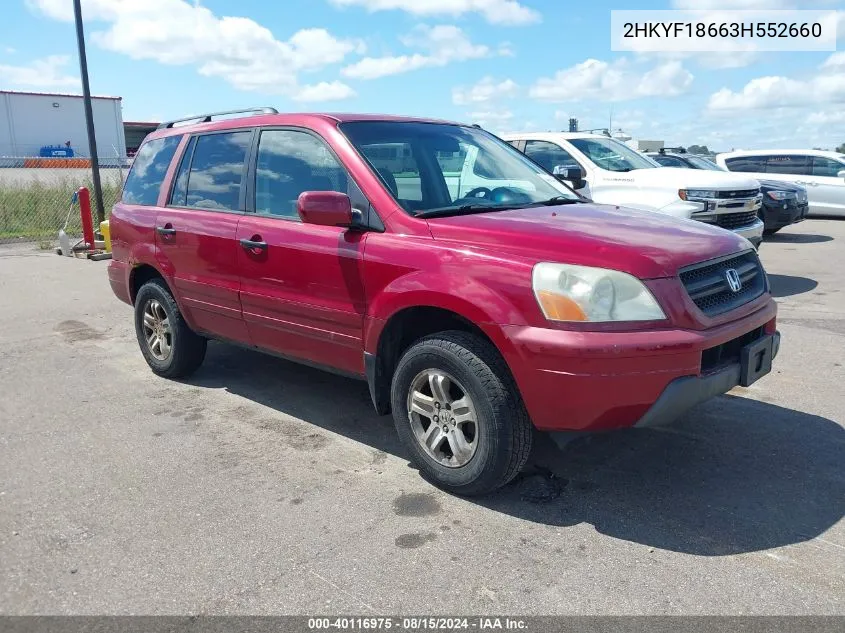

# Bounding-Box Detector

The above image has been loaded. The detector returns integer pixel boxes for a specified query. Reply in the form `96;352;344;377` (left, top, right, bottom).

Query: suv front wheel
134;278;207;378
390;331;532;495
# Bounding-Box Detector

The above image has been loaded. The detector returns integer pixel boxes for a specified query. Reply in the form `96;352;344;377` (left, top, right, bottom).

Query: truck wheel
390;331;532;495
134;278;206;378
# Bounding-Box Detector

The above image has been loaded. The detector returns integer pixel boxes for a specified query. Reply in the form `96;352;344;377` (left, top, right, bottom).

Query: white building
0;90;126;159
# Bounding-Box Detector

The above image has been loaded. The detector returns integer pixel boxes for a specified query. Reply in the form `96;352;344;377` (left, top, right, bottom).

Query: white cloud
467;109;514;131
823;51;845;69
292;81;356;102
706;52;845;113
672;0;794;7
452;77;518;105
343;25;494;80
329;0;540;25
807;110;845;125
529;58;693;102
0;55;79;88
28;0;363;98
4;47;16;54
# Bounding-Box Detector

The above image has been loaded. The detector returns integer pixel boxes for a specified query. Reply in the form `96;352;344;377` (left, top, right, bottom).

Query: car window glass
812;156;845;177
121;135;182;206
766;155;810;176
340;121;575;215
524;140;580;173
185;132;251;211
360;143;423;203
254;130;350;218
169;136;196;206
655;155;685;167
724;156;768;172
569;137;657;172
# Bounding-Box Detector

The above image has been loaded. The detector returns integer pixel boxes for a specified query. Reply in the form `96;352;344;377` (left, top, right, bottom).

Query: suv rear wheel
134;278;206;378
390;331;532;495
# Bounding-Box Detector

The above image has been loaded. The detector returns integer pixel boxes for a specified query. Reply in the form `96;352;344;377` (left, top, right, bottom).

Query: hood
427;202;750;279
758;179;803;192
619;167;760;191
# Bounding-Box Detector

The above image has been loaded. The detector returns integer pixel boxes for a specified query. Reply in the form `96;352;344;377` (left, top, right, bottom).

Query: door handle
156;226;176;236
240;237;268;251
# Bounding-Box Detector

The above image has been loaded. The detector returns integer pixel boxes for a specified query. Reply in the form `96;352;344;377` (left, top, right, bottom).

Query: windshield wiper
536;196;581;206
416;204;512;219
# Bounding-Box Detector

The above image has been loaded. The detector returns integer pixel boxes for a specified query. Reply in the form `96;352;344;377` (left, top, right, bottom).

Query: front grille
701;327;764;374
716;210;759;230
716;188;760;199
679;251;766;317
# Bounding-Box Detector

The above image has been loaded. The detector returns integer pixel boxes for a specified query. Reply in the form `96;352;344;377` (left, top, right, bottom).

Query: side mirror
838;169;845;179
297;191;353;228
553;164;587;187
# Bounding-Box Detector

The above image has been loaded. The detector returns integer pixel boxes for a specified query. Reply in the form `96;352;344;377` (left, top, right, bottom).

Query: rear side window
767;155;810;176
724;156;768;172
185;131;252;211
121;135;181;206
168;136;196;207
524;140;580;173
812;156;845;177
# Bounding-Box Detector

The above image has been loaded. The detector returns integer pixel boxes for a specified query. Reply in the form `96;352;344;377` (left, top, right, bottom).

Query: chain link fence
0;156;127;245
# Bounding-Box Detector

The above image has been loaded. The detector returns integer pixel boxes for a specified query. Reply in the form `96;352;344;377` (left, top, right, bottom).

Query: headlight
767;190;789;201
532;263;666;322
679;189;718;200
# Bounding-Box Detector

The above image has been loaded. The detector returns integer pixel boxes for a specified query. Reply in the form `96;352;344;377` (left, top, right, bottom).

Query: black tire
763;228;781;236
390;330;532;495
134;278;206;378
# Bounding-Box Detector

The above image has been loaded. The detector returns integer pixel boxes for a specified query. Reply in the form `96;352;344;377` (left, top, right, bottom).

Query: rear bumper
501;298;778;432
107;259;132;306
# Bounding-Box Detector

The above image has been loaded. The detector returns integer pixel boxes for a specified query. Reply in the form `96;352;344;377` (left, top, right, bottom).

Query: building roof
0;90;121;101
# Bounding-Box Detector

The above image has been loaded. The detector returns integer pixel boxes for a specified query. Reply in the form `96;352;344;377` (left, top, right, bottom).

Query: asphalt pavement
0;219;843;614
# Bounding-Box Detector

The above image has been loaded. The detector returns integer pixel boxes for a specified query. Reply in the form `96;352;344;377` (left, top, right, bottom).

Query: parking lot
0;219;843;615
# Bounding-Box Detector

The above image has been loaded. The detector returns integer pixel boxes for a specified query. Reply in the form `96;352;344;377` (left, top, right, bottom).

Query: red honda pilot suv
108;108;780;495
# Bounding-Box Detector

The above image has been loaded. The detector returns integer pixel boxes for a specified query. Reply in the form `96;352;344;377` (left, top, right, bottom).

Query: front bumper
761;199;808;230
501;298;777;432
732;218;765;247
635;330;780;427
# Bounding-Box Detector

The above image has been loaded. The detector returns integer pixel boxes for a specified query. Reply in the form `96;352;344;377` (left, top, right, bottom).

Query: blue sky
1;0;843;151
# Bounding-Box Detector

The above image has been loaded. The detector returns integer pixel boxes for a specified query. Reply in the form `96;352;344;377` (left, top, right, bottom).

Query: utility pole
73;0;105;224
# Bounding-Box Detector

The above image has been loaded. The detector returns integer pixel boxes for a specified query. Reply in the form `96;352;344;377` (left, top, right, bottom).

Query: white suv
503;133;765;247
716;149;845;217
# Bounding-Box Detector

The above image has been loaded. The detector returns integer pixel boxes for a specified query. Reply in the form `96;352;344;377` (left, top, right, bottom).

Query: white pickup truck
501;132;765;248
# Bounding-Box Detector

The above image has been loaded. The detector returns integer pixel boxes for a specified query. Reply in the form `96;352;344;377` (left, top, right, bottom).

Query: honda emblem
725;268;742;293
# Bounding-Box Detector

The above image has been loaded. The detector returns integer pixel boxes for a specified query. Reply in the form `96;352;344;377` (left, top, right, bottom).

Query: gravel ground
0;219;843;615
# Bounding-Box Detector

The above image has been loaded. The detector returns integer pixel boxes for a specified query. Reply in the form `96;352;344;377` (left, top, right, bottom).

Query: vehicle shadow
767;273;818;297
765;233;833;244
189;343;845;557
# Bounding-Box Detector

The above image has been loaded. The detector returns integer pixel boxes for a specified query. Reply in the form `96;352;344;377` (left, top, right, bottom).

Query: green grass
0;175;121;241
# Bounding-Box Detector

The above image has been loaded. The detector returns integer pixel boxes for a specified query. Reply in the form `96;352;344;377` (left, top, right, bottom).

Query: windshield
569;137;659;172
686;155;725;171
339;121;578;216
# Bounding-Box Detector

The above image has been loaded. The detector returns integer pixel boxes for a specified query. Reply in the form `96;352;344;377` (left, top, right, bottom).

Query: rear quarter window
121;135;182;206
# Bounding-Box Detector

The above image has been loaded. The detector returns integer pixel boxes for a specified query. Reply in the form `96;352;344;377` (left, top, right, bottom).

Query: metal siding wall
0;93;127;158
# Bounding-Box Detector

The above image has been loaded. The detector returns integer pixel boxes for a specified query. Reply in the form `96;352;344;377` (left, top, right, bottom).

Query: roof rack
658;146;687;154
157;107;279;130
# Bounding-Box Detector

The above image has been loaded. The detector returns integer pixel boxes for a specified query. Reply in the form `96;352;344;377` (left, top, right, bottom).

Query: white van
503;132;765;247
716;149;845;217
